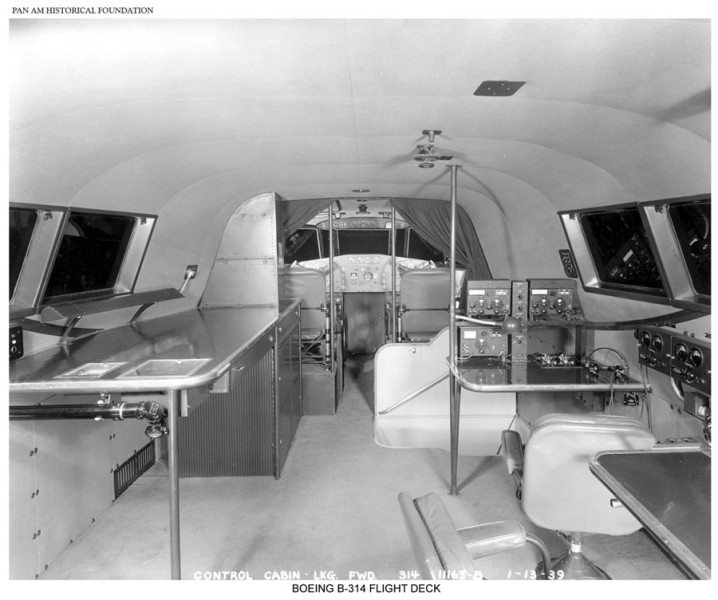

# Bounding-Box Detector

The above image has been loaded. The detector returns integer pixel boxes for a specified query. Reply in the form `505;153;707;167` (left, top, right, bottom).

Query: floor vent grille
114;441;155;499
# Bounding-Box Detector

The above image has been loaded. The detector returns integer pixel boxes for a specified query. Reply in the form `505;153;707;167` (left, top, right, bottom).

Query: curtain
390;198;492;281
279;198;335;238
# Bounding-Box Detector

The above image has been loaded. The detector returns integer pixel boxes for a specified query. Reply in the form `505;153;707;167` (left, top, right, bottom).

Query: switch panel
510;280;528;363
635;325;672;376
558;249;579;278
10;326;24;361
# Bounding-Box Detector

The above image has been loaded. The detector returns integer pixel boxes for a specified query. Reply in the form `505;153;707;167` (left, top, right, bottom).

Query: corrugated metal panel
178;348;275;477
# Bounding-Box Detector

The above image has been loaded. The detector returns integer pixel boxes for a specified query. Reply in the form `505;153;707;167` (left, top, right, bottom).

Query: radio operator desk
590;444;711;580
452;356;650;393
447;357;651;494
9;301;301;580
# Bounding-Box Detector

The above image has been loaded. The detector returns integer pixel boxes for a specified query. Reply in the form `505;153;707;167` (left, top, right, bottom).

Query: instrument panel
333;255;393;292
636;325;711;394
297;256;441;293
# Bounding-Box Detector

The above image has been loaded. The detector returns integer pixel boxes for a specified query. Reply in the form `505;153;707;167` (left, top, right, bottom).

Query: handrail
377;371;449;416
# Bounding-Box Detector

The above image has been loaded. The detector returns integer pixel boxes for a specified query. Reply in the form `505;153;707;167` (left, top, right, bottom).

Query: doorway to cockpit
282;198;461;417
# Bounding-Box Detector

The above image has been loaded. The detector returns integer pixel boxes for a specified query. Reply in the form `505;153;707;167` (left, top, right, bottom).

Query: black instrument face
689;348;704;368
675;342;688;362
651;335;663;352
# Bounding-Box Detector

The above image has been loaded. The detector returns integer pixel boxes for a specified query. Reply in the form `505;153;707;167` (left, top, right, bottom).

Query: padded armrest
502;430;524;476
457;521;527;559
413;493;477;578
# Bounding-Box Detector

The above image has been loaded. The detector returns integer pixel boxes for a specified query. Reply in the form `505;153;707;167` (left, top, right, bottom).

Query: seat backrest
399;270;450;337
522;413;657;535
283;268;327;331
397;492;478;580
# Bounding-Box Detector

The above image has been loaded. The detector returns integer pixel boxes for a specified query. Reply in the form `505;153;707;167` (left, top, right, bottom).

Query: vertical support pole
328;205;336;372
448;164;461;495
167;389;182;579
391;207;398;342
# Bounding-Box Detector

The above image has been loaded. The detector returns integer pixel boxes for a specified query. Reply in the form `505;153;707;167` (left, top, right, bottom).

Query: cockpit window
405;229;444;262
44;211;136;302
669;200;711;296
9;208;38;300
580;208;664;292
286;225;444;263
286;228;322;263
336;229;390;254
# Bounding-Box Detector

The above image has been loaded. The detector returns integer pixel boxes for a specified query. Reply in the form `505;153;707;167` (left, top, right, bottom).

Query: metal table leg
167;389;181;579
449;373;461;495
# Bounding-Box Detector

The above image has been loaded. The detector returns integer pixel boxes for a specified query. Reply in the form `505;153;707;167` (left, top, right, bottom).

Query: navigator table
590;444;711;580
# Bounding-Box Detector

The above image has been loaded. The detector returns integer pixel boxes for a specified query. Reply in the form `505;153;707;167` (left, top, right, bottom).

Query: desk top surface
10;302;300;395
591;447;711;579
454;357;649;393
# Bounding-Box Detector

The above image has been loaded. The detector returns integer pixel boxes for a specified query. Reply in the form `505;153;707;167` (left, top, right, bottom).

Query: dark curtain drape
279;198;335;238
279;196;491;281
390;198;492;281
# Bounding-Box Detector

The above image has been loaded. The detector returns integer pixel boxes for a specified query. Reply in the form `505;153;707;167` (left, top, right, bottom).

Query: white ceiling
9;19;711;216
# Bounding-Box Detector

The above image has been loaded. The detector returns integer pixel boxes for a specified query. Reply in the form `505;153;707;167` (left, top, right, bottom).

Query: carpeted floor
41;355;685;581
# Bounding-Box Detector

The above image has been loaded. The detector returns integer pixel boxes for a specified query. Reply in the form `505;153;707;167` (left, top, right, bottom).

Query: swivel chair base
551;548;610;580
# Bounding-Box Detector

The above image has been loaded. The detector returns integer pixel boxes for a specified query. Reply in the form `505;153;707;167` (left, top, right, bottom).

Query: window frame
559;195;711;312
558;201;671;305
9;204;157;318
639;195;710;313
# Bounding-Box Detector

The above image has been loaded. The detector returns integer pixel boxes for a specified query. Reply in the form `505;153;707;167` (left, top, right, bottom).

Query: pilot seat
397;269;450;342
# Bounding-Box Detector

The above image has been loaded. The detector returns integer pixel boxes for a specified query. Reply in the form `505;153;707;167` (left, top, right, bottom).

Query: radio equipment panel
528;278;583;323
458;324;509;359
465;279;511;320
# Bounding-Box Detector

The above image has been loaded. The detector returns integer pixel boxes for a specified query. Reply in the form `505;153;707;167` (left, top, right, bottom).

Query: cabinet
178;306;301;478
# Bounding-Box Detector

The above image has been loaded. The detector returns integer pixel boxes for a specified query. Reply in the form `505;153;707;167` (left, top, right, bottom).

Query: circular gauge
651;335;663;352
689;348;703;368
674;342;688;362
640;331;651;347
363;272;373;282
